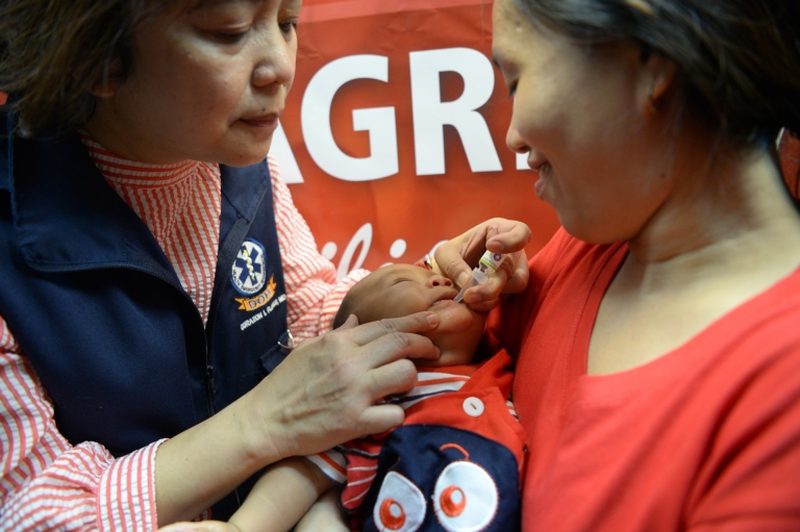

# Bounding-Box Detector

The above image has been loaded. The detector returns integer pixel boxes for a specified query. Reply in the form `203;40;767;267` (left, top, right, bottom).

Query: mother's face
492;0;676;244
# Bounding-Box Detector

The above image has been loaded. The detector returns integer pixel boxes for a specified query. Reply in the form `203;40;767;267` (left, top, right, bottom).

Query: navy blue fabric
0;109;290;518
361;425;521;531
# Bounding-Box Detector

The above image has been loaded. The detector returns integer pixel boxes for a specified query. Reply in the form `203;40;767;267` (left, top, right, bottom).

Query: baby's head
333;264;487;367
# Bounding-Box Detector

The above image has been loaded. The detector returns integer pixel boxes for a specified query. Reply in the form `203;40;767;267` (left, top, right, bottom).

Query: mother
488;0;800;529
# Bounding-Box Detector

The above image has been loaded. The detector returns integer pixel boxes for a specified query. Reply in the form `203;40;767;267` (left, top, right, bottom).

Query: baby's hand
295;489;349;532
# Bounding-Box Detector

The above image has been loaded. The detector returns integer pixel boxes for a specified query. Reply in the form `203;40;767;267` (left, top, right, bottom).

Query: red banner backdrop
273;0;558;277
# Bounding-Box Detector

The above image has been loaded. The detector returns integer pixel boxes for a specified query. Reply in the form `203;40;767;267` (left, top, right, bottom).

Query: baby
231;264;526;531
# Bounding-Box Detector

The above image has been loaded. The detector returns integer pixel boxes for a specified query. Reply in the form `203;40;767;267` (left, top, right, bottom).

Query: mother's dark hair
0;0;203;134
513;0;800;143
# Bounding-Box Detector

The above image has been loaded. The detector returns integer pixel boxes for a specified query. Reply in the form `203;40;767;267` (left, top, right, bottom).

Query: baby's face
350;264;487;366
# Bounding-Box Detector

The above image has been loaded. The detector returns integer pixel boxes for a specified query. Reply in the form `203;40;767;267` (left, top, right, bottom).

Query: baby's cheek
432;305;473;331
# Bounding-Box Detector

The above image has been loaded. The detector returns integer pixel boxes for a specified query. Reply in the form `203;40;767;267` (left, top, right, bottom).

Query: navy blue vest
0;109;291;518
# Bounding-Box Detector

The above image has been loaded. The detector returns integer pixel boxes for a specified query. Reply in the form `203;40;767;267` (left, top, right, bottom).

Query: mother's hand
434;217;531;312
246;311;441;461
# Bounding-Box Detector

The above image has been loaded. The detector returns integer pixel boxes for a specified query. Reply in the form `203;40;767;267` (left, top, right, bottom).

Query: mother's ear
636;48;678;117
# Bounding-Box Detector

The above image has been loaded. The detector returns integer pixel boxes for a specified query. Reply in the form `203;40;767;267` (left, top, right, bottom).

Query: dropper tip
453;287;467;303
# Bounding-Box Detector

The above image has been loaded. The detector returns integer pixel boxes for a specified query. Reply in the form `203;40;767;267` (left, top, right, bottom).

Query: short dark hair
512;0;800;142
0;0;202;134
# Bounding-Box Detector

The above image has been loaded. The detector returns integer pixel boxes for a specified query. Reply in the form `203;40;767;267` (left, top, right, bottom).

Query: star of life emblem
231;238;267;296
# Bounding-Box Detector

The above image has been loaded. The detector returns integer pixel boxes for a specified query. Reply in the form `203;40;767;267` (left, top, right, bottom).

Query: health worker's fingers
362;358;418;401
356;403;407;436
356;325;441;367
346;311;439;347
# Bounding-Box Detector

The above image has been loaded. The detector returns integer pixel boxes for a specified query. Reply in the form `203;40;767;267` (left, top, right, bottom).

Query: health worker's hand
434;217;530;312
245;311;440;461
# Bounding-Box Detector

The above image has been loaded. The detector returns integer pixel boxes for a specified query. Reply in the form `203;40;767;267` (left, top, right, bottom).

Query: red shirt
487;228;800;531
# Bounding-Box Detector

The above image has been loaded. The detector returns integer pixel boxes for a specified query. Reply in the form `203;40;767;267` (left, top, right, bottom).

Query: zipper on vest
203;214;250;418
115;261;216;417
205;362;217;415
205;270;222;418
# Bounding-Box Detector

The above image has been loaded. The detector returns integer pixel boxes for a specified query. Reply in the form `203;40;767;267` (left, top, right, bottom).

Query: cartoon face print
373;461;500;532
363;425;521;532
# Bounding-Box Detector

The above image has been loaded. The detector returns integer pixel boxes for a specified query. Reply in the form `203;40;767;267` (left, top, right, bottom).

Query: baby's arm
230;456;334;532
294;488;349;531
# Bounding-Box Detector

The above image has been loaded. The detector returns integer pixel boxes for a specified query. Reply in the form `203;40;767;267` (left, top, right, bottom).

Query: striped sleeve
268;156;369;341
0;316;162;531
305;450;347;484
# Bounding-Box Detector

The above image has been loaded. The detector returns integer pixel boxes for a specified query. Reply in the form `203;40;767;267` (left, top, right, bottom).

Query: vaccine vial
453;250;504;303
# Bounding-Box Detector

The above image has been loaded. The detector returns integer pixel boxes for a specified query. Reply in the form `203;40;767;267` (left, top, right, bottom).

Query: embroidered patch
235;275;277;311
231;238;267;296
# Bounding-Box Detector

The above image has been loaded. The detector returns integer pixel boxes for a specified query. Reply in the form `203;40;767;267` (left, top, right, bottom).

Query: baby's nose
429;274;453;287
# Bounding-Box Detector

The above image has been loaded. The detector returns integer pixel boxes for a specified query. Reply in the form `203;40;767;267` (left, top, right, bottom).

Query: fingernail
426;313;440;327
488;241;506;253
456;272;471;288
